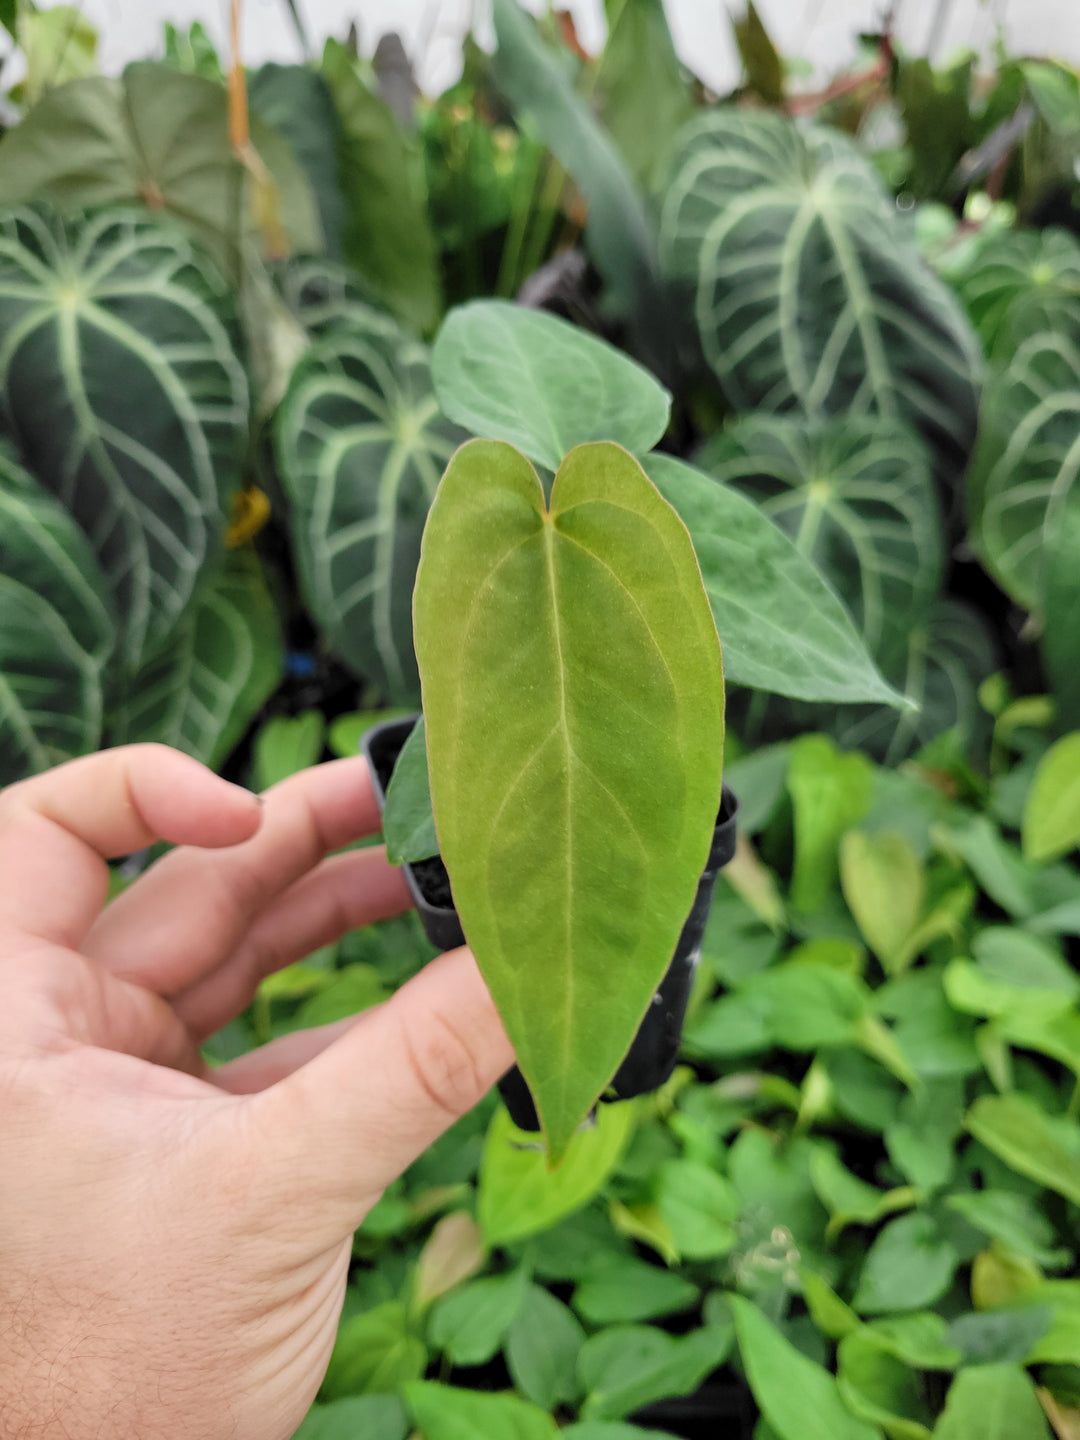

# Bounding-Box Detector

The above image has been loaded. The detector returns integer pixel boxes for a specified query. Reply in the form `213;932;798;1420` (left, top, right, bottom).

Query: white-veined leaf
953;226;1080;361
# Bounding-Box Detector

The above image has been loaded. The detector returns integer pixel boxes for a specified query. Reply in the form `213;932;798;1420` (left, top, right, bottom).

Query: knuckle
399;1008;489;1122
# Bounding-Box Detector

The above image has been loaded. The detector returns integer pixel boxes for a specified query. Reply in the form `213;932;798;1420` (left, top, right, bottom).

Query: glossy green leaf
1023;733;1080;862
293;1396;409;1440
406;1381;559;1440
660;110;980;483
966;1094;1080;1205
382;715;438;864
491;0;669;368
431;300;671;472
428;1269;528;1367
573;1256;698;1326
837;1332;934;1440
699;415;943;675
596;0;693;191
506;1283;586;1410
646;455;901;706
841;831;925;974
252;711;326;792
932;1364;1052;1440
579;1323;732;1421
0;443;115;784
954;227;1080;361
414;440;723;1156
275;317;464;703
112;547;284;770
0;206;248;670
478;1101;636;1245
321;39;440;332
0;64;321;274
853;1213;961;1315
320;1301;426;1401
788;734;874;913
967;330;1080;614
730;1296;881;1440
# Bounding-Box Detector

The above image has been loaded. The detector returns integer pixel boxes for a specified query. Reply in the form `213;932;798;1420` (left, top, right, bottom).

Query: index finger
0;744;261;947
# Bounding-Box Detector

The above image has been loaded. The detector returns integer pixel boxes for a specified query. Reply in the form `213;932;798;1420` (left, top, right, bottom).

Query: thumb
252;948;515;1236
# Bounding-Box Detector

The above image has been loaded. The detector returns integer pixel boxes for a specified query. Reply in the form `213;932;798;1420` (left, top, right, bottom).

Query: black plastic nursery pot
362;714;738;1132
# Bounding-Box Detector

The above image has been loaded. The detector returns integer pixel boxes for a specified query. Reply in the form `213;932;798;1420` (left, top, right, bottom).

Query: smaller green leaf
651;1159;738;1261
730;1296;881;1440
1023;733;1080;862
859;1314;961;1372
432;300;671;472
809;1147;915;1241
972;927;1079;999
252;710;326;792
412;1211;485;1311
944;1307;1054;1366
852;1213;960;1316
293;965;387;1030
428;1269;528;1367
292;1396;409;1440
932;1363;1052;1440
801;1270;860;1341
944;1190;1068;1269
884;1079;964;1191
573;1256;698;1325
731;1;784;104
506;1283;586;1411
478;1101;637;1246
1023;61;1080;136
383;714;438;864
406;1381;559;1440
320;1301;426;1401
579;1323;732;1422
966;1094;1080;1206
788;735;875;913
562;1425;681;1440
330;708;413;759
837;1332;934;1440
841;832;925;974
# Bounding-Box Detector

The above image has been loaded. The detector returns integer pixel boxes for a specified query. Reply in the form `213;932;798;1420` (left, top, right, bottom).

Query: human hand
0;744;513;1440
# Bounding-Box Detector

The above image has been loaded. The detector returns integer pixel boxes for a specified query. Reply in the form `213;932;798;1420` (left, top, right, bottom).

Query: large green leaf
966;329;1080;613
491;0;670;372
249;63;345;260
275;317;464;703
431;300;671;472
645;455;901;706
321;1301;426;1401
932;1364;1052;1440
275;253;389;338
413;440;724;1157
953;226;1080;361
113;547;284;769
596;0;694;192
405;1381;559;1440
0;206;249;670
699;415;943;674
0;64;322;274
0;443;115;783
579;1323;732;1421
321;39;440;333
659;110;981;482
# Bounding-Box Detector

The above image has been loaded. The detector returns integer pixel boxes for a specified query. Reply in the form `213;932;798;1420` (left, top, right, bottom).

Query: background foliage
1;2;1080;1436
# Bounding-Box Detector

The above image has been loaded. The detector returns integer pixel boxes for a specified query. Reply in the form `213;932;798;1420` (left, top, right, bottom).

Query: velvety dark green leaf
431;300;671;472
249;63;345;259
893;53;976;203
944;1307;1054;1366
491;0;669;369
428;1269;528;1367
573;1256;698;1325
0;443;115;783
321;39;440;332
597;0;693;191
275;253;390;337
0;64;321;273
699;415;943;675
579;1323;732;1421
853;1213;961;1315
382;714;438;864
275;316;464;703
837;1331;934;1440
506;1283;586;1410
967;330;1080;614
954;226;1080;361
933;1363;1052;1439
406;1381;559;1440
292;1395;409;1440
966;1093;1080;1205
1043;495;1080;729
320;1301;426;1400
0;206;248;669
478;1101;636;1245
660;110;981;483
646;455;901;706
112;547;284;770
414;441;723;1156
787;734;874;912
730;1297;881;1440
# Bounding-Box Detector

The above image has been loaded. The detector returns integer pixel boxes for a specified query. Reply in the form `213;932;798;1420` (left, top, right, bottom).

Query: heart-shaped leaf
432;299;671;472
644;454;901;706
953;226;1080;360
698;414;943;674
275;316;465;703
660;109;981;482
0;206;249;670
0;442;115;783
415;439;723;1156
